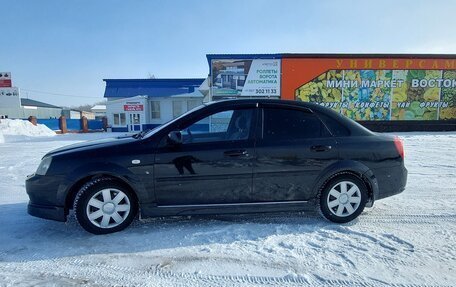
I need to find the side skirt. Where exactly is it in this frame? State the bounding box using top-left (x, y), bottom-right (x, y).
top-left (140, 200), bottom-right (314, 218)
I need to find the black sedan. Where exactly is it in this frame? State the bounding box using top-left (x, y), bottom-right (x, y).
top-left (26, 99), bottom-right (407, 234)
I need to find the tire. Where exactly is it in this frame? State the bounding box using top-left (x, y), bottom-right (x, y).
top-left (319, 174), bottom-right (368, 223)
top-left (74, 177), bottom-right (138, 234)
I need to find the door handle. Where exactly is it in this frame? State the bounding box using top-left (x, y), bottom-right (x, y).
top-left (224, 150), bottom-right (249, 157)
top-left (310, 145), bottom-right (332, 152)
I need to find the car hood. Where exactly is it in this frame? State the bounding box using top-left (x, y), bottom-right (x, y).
top-left (45, 136), bottom-right (138, 157)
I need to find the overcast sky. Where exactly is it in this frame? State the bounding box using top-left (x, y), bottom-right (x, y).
top-left (1, 0), bottom-right (456, 107)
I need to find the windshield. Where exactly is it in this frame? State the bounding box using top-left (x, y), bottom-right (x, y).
top-left (141, 103), bottom-right (208, 139)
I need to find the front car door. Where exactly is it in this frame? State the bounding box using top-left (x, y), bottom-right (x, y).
top-left (154, 103), bottom-right (257, 205)
top-left (249, 104), bottom-right (338, 202)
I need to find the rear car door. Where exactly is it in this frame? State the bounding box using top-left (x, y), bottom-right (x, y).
top-left (154, 104), bottom-right (257, 205)
top-left (248, 105), bottom-right (338, 202)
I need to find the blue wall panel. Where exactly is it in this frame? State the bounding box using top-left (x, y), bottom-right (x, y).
top-left (36, 119), bottom-right (60, 131)
top-left (112, 127), bottom-right (128, 132)
top-left (88, 120), bottom-right (104, 130)
top-left (66, 119), bottom-right (81, 131)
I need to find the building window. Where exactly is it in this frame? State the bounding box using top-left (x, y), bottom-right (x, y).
top-left (173, 100), bottom-right (184, 118)
top-left (113, 113), bottom-right (126, 125)
top-left (187, 99), bottom-right (202, 111)
top-left (150, 101), bottom-right (160, 119)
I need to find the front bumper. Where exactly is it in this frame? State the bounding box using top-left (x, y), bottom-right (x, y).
top-left (28, 202), bottom-right (66, 222)
top-left (26, 173), bottom-right (67, 222)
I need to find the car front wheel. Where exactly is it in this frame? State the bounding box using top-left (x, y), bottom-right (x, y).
top-left (319, 175), bottom-right (368, 223)
top-left (74, 178), bottom-right (138, 234)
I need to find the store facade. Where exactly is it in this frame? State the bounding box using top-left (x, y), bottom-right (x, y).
top-left (104, 78), bottom-right (205, 132)
top-left (206, 54), bottom-right (456, 131)
top-left (103, 54), bottom-right (456, 132)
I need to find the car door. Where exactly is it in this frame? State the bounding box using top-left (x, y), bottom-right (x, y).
top-left (248, 105), bottom-right (338, 203)
top-left (154, 104), bottom-right (257, 205)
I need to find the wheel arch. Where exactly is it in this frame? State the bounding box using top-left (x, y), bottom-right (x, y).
top-left (312, 160), bottom-right (378, 207)
top-left (64, 172), bottom-right (141, 216)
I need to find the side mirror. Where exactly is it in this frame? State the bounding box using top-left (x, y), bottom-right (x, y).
top-left (167, 131), bottom-right (182, 145)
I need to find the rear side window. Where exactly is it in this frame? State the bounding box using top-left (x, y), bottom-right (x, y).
top-left (262, 108), bottom-right (327, 141)
top-left (317, 113), bottom-right (350, 137)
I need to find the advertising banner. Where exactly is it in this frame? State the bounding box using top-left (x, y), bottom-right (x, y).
top-left (124, 104), bottom-right (144, 111)
top-left (0, 72), bottom-right (12, 88)
top-left (281, 58), bottom-right (456, 120)
top-left (211, 59), bottom-right (280, 97)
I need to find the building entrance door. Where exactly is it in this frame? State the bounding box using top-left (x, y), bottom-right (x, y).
top-left (128, 113), bottom-right (142, 132)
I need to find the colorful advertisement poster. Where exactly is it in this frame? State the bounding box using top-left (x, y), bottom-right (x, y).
top-left (211, 59), bottom-right (280, 97)
top-left (282, 58), bottom-right (456, 120)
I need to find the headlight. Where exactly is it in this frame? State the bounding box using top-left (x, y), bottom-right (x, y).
top-left (36, 157), bottom-right (52, 175)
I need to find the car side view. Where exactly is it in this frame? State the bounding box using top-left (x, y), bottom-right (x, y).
top-left (26, 99), bottom-right (407, 234)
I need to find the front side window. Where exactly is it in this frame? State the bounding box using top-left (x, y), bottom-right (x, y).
top-left (179, 108), bottom-right (254, 144)
top-left (262, 108), bottom-right (326, 142)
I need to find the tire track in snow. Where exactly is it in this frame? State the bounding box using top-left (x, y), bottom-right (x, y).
top-left (357, 213), bottom-right (456, 225)
top-left (2, 255), bottom-right (453, 287)
top-left (199, 212), bottom-right (456, 226)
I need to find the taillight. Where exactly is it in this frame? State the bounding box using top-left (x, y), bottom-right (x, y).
top-left (394, 136), bottom-right (404, 159)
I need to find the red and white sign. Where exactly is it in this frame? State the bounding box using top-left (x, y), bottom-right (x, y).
top-left (0, 72), bottom-right (12, 88)
top-left (124, 104), bottom-right (144, 111)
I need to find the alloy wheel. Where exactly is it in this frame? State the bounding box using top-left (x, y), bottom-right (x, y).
top-left (326, 181), bottom-right (362, 217)
top-left (86, 188), bottom-right (131, 228)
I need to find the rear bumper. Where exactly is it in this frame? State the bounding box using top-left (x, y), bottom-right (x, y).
top-left (374, 164), bottom-right (408, 200)
top-left (28, 202), bottom-right (66, 222)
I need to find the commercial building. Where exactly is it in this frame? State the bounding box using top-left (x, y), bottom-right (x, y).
top-left (20, 98), bottom-right (62, 119)
top-left (103, 54), bottom-right (456, 132)
top-left (0, 72), bottom-right (21, 118)
top-left (61, 109), bottom-right (82, 119)
top-left (0, 96), bottom-right (63, 119)
top-left (0, 72), bottom-right (64, 119)
top-left (104, 78), bottom-right (205, 132)
top-left (91, 105), bottom-right (106, 120)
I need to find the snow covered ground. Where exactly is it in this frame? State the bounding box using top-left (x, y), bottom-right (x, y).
top-left (0, 132), bottom-right (455, 286)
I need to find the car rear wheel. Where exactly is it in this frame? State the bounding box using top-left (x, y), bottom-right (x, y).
top-left (319, 175), bottom-right (367, 223)
top-left (74, 178), bottom-right (138, 234)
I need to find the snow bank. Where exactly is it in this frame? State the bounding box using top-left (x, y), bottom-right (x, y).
top-left (0, 119), bottom-right (56, 141)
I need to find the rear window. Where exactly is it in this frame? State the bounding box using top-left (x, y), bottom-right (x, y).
top-left (263, 108), bottom-right (328, 141)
